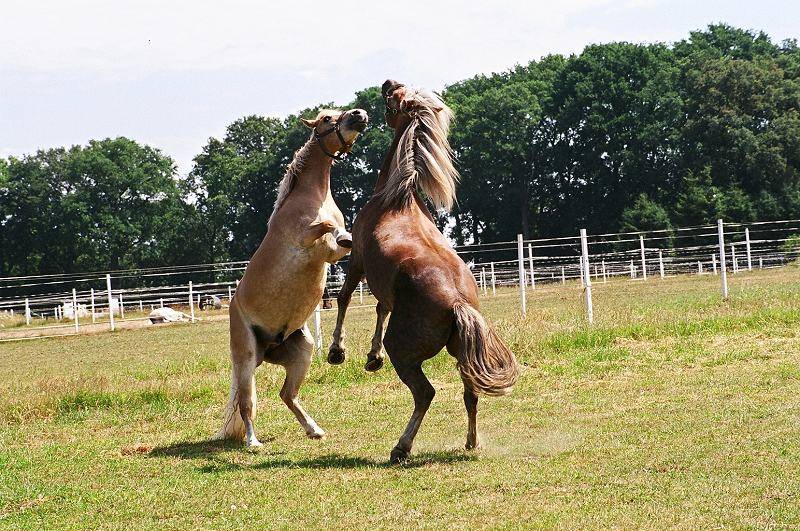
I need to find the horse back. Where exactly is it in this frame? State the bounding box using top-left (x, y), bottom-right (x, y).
top-left (357, 198), bottom-right (478, 311)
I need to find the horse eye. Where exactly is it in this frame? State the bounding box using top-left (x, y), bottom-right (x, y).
top-left (323, 116), bottom-right (331, 122)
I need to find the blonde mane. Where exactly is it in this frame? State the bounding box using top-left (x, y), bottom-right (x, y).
top-left (379, 90), bottom-right (459, 211)
top-left (267, 134), bottom-right (314, 228)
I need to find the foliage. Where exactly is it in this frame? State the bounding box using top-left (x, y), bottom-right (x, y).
top-left (0, 138), bottom-right (196, 277)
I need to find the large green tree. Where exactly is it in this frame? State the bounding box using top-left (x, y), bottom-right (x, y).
top-left (0, 138), bottom-right (194, 276)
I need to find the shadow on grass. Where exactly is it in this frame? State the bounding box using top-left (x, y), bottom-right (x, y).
top-left (148, 439), bottom-right (477, 471)
top-left (148, 437), bottom-right (275, 458)
top-left (252, 449), bottom-right (477, 470)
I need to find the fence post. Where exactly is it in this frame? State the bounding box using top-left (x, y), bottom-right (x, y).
top-left (712, 254), bottom-right (717, 275)
top-left (481, 268), bottom-right (487, 295)
top-left (228, 285), bottom-right (233, 302)
top-left (579, 257), bottom-right (585, 284)
top-left (697, 261), bottom-right (703, 275)
top-left (745, 228), bottom-right (752, 271)
top-left (119, 291), bottom-right (125, 319)
top-left (731, 244), bottom-right (738, 273)
top-left (188, 282), bottom-right (195, 322)
top-left (602, 260), bottom-right (607, 283)
top-left (72, 288), bottom-right (79, 333)
top-left (659, 249), bottom-right (665, 279)
top-left (490, 262), bottom-right (496, 295)
top-left (359, 281), bottom-right (364, 304)
top-left (160, 298), bottom-right (164, 308)
top-left (717, 219), bottom-right (729, 299)
top-left (527, 244), bottom-right (535, 289)
top-left (313, 303), bottom-right (322, 352)
top-left (561, 266), bottom-right (565, 285)
top-left (639, 235), bottom-right (647, 280)
top-left (139, 300), bottom-right (143, 312)
top-left (90, 288), bottom-right (96, 323)
top-left (630, 260), bottom-right (635, 279)
top-left (517, 234), bottom-right (526, 316)
top-left (580, 229), bottom-right (593, 324)
top-left (25, 298), bottom-right (31, 326)
top-left (106, 274), bottom-right (115, 331)
top-left (759, 256), bottom-right (763, 269)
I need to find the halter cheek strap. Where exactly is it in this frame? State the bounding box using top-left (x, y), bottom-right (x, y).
top-left (384, 82), bottom-right (406, 119)
top-left (314, 113), bottom-right (354, 160)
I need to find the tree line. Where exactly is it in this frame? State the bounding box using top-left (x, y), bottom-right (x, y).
top-left (2, 24), bottom-right (799, 277)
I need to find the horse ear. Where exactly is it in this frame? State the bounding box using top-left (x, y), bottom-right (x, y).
top-left (300, 117), bottom-right (317, 128)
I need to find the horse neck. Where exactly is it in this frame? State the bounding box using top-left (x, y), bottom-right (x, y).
top-left (294, 142), bottom-right (334, 201)
top-left (373, 121), bottom-right (435, 222)
top-left (373, 119), bottom-right (412, 194)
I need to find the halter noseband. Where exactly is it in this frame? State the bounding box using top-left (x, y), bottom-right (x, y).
top-left (383, 81), bottom-right (406, 119)
top-left (314, 113), bottom-right (353, 160)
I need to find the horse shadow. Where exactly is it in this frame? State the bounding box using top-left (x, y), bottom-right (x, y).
top-left (148, 439), bottom-right (477, 471)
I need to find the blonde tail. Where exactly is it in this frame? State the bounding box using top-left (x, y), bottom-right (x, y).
top-left (453, 303), bottom-right (519, 396)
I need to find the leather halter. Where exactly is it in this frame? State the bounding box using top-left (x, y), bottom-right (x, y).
top-left (314, 113), bottom-right (353, 160)
top-left (383, 81), bottom-right (405, 118)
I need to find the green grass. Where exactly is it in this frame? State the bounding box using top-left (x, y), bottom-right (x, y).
top-left (1, 267), bottom-right (799, 528)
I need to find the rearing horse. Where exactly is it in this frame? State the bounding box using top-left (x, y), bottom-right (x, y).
top-left (216, 107), bottom-right (368, 447)
top-left (328, 81), bottom-right (519, 463)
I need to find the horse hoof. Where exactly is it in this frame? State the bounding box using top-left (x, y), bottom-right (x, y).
top-left (327, 346), bottom-right (345, 365)
top-left (245, 438), bottom-right (263, 449)
top-left (465, 441), bottom-right (481, 451)
top-left (364, 355), bottom-right (384, 372)
top-left (335, 230), bottom-right (353, 249)
top-left (389, 447), bottom-right (409, 464)
top-left (307, 430), bottom-right (326, 440)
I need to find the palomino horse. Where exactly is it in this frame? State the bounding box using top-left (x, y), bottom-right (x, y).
top-left (215, 107), bottom-right (368, 446)
top-left (328, 81), bottom-right (519, 463)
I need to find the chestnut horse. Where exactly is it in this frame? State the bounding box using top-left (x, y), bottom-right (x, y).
top-left (215, 107), bottom-right (368, 447)
top-left (328, 81), bottom-right (519, 463)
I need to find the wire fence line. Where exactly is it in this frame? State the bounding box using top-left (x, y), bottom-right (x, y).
top-left (1, 218), bottom-right (798, 342)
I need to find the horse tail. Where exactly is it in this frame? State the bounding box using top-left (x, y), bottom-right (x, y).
top-left (212, 370), bottom-right (256, 441)
top-left (452, 302), bottom-right (519, 396)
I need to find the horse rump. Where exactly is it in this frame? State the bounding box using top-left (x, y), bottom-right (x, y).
top-left (451, 302), bottom-right (519, 396)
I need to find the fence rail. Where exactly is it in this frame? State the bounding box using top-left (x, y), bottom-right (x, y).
top-left (1, 218), bottom-right (798, 343)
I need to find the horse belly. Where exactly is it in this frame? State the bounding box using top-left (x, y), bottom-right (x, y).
top-left (239, 257), bottom-right (327, 335)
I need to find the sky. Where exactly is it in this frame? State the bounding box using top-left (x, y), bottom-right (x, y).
top-left (2, 0), bottom-right (799, 176)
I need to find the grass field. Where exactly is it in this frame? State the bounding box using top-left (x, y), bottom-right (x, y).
top-left (1, 267), bottom-right (799, 528)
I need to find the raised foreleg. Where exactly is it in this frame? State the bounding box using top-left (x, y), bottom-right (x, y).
top-left (364, 302), bottom-right (389, 372)
top-left (327, 263), bottom-right (364, 365)
top-left (301, 219), bottom-right (352, 250)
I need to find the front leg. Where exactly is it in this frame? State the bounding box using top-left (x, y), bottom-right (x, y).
top-left (301, 220), bottom-right (337, 247)
top-left (365, 302), bottom-right (389, 372)
top-left (327, 264), bottom-right (364, 365)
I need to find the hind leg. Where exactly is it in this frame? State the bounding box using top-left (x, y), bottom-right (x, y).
top-left (273, 326), bottom-right (326, 439)
top-left (464, 389), bottom-right (480, 450)
top-left (236, 352), bottom-right (261, 447)
top-left (389, 358), bottom-right (435, 463)
top-left (215, 302), bottom-right (261, 446)
top-left (383, 302), bottom-right (453, 463)
top-left (448, 332), bottom-right (481, 450)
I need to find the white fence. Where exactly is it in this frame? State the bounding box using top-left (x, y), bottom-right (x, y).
top-left (1, 218), bottom-right (797, 343)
